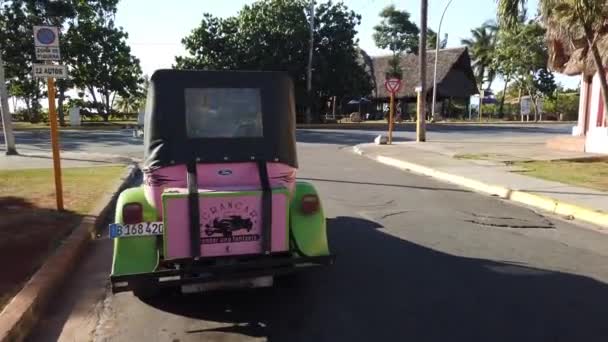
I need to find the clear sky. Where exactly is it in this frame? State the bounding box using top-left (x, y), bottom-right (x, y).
top-left (115, 0), bottom-right (580, 91)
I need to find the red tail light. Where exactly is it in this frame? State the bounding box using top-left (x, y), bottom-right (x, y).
top-left (122, 203), bottom-right (143, 224)
top-left (301, 194), bottom-right (320, 215)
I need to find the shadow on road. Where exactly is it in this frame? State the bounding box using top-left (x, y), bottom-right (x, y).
top-left (140, 216), bottom-right (608, 342)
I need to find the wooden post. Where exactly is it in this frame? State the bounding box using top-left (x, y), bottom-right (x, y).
top-left (388, 93), bottom-right (395, 144)
top-left (47, 77), bottom-right (64, 211)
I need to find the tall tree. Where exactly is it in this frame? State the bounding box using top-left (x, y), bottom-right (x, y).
top-left (498, 0), bottom-right (608, 125)
top-left (176, 0), bottom-right (371, 120)
top-left (0, 0), bottom-right (137, 123)
top-left (493, 20), bottom-right (556, 121)
top-left (461, 21), bottom-right (498, 91)
top-left (65, 1), bottom-right (143, 121)
top-left (0, 1), bottom-right (44, 122)
top-left (372, 5), bottom-right (419, 79)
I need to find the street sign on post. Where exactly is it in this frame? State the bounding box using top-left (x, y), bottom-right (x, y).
top-left (32, 64), bottom-right (67, 79)
top-left (384, 78), bottom-right (402, 145)
top-left (34, 26), bottom-right (61, 60)
top-left (34, 26), bottom-right (64, 211)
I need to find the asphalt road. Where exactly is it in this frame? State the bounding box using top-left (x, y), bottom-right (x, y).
top-left (27, 126), bottom-right (608, 342)
top-left (2, 123), bottom-right (573, 160)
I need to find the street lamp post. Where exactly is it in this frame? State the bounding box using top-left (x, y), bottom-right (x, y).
top-left (431, 0), bottom-right (454, 122)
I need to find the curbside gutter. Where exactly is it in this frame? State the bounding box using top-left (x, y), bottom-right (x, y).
top-left (353, 146), bottom-right (608, 231)
top-left (0, 164), bottom-right (140, 342)
top-left (296, 121), bottom-right (577, 130)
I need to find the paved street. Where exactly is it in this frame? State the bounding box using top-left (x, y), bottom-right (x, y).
top-left (27, 128), bottom-right (608, 342)
top-left (1, 123), bottom-right (573, 160)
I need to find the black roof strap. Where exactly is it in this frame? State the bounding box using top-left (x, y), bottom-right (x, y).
top-left (257, 161), bottom-right (272, 255)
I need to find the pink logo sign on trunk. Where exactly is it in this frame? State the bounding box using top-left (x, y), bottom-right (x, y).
top-left (384, 78), bottom-right (402, 95)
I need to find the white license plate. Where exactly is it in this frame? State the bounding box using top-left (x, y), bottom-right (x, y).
top-left (109, 222), bottom-right (164, 238)
top-left (181, 276), bottom-right (274, 294)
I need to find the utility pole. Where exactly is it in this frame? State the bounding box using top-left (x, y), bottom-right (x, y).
top-left (416, 0), bottom-right (428, 142)
top-left (305, 0), bottom-right (315, 124)
top-left (0, 46), bottom-right (18, 155)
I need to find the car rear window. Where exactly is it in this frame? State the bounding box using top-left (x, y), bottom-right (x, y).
top-left (185, 88), bottom-right (263, 138)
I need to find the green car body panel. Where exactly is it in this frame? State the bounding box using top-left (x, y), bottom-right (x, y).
top-left (111, 182), bottom-right (329, 276)
top-left (289, 182), bottom-right (330, 257)
top-left (111, 186), bottom-right (159, 276)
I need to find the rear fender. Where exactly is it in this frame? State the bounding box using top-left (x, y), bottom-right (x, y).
top-left (289, 181), bottom-right (330, 257)
top-left (112, 186), bottom-right (159, 276)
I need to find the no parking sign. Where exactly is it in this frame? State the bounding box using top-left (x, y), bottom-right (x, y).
top-left (33, 26), bottom-right (61, 60)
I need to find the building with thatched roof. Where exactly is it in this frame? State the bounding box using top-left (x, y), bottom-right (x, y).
top-left (363, 47), bottom-right (477, 119)
top-left (547, 29), bottom-right (608, 154)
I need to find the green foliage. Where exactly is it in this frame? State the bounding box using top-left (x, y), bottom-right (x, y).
top-left (175, 0), bottom-right (372, 118)
top-left (0, 0), bottom-right (141, 122)
top-left (493, 20), bottom-right (555, 119)
top-left (373, 5), bottom-right (420, 54)
top-left (461, 21), bottom-right (498, 90)
top-left (481, 103), bottom-right (497, 117)
top-left (65, 2), bottom-right (143, 120)
top-left (543, 92), bottom-right (579, 120)
top-left (498, 0), bottom-right (608, 123)
top-left (373, 5), bottom-right (419, 79)
top-left (427, 30), bottom-right (448, 49)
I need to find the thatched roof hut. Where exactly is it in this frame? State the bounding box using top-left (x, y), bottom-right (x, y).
top-left (366, 47), bottom-right (478, 101)
top-left (547, 22), bottom-right (608, 76)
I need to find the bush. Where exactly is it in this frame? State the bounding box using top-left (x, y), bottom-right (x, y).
top-left (543, 93), bottom-right (579, 121)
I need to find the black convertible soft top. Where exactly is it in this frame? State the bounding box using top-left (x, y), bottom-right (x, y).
top-left (143, 69), bottom-right (297, 169)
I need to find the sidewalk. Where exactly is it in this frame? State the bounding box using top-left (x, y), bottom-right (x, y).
top-left (0, 151), bottom-right (138, 170)
top-left (354, 140), bottom-right (608, 229)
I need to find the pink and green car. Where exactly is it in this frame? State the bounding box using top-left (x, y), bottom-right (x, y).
top-left (109, 70), bottom-right (333, 295)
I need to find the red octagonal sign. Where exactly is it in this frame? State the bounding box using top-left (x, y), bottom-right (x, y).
top-left (384, 78), bottom-right (402, 95)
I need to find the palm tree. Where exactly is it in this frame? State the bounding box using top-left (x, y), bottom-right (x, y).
top-left (461, 21), bottom-right (498, 91)
top-left (498, 0), bottom-right (608, 125)
top-left (114, 95), bottom-right (140, 115)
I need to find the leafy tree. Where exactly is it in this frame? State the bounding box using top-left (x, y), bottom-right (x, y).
top-left (175, 0), bottom-right (371, 120)
top-left (65, 2), bottom-right (142, 121)
top-left (461, 21), bottom-right (498, 91)
top-left (498, 0), bottom-right (608, 125)
top-left (492, 20), bottom-right (555, 121)
top-left (0, 0), bottom-right (138, 123)
top-left (372, 5), bottom-right (419, 78)
top-left (0, 1), bottom-right (45, 122)
top-left (427, 29), bottom-right (448, 49)
top-left (114, 74), bottom-right (149, 114)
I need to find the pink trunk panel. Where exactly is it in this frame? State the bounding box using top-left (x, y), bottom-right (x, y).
top-left (163, 189), bottom-right (288, 259)
top-left (144, 162), bottom-right (296, 215)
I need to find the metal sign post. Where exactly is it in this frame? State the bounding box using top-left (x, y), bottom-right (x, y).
top-left (384, 78), bottom-right (402, 145)
top-left (34, 26), bottom-right (65, 211)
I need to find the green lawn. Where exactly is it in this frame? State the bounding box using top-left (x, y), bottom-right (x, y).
top-left (0, 165), bottom-right (126, 214)
top-left (454, 153), bottom-right (512, 161)
top-left (0, 165), bottom-right (126, 310)
top-left (514, 159), bottom-right (608, 192)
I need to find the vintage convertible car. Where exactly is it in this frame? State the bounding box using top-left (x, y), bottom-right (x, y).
top-left (109, 69), bottom-right (333, 296)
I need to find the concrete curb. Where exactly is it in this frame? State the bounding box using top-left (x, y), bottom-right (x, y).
top-left (297, 121), bottom-right (577, 130)
top-left (0, 164), bottom-right (140, 342)
top-left (353, 146), bottom-right (608, 231)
